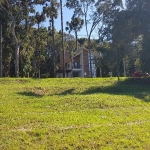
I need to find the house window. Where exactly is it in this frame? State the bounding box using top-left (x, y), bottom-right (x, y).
top-left (74, 62), bottom-right (78, 68)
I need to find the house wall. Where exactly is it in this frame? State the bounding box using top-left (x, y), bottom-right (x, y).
top-left (80, 50), bottom-right (84, 77)
top-left (83, 50), bottom-right (89, 77)
top-left (60, 48), bottom-right (96, 78)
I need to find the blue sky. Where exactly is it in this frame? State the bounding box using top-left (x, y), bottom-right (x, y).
top-left (36, 0), bottom-right (125, 39)
top-left (35, 1), bottom-right (98, 39)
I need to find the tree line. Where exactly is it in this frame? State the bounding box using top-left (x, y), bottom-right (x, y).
top-left (0, 0), bottom-right (150, 78)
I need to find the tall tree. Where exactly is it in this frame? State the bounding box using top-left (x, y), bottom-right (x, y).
top-left (66, 0), bottom-right (95, 37)
top-left (0, 0), bottom-right (33, 77)
top-left (66, 16), bottom-right (84, 51)
top-left (34, 11), bottom-right (46, 78)
top-left (43, 0), bottom-right (59, 77)
top-left (0, 4), bottom-right (14, 77)
top-left (66, 0), bottom-right (96, 77)
top-left (0, 21), bottom-right (2, 77)
top-left (66, 0), bottom-right (123, 77)
top-left (60, 0), bottom-right (65, 77)
top-left (96, 0), bottom-right (124, 80)
top-left (125, 0), bottom-right (150, 73)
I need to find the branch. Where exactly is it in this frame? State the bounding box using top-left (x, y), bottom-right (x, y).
top-left (0, 2), bottom-right (11, 16)
top-left (88, 17), bottom-right (102, 40)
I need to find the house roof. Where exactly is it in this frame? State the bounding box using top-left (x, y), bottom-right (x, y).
top-left (64, 47), bottom-right (100, 64)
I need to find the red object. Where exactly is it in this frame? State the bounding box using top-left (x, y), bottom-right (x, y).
top-left (132, 71), bottom-right (150, 77)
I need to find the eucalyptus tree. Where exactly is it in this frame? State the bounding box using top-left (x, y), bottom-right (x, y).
top-left (111, 10), bottom-right (133, 79)
top-left (0, 5), bottom-right (14, 76)
top-left (0, 0), bottom-right (35, 77)
top-left (125, 0), bottom-right (150, 73)
top-left (66, 0), bottom-right (95, 38)
top-left (85, 0), bottom-right (123, 77)
top-left (0, 19), bottom-right (2, 77)
top-left (110, 0), bottom-right (150, 76)
top-left (66, 0), bottom-right (123, 77)
top-left (66, 0), bottom-right (96, 77)
top-left (95, 0), bottom-right (125, 80)
top-left (20, 28), bottom-right (35, 77)
top-left (125, 0), bottom-right (150, 38)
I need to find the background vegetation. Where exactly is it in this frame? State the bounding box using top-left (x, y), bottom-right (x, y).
top-left (0, 0), bottom-right (150, 77)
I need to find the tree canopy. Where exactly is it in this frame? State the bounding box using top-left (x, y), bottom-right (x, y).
top-left (0, 0), bottom-right (150, 77)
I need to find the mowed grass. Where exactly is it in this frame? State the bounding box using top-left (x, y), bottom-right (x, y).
top-left (0, 77), bottom-right (150, 150)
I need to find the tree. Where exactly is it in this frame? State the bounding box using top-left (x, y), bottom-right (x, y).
top-left (34, 12), bottom-right (46, 78)
top-left (0, 0), bottom-right (32, 77)
top-left (125, 0), bottom-right (150, 73)
top-left (141, 34), bottom-right (150, 72)
top-left (66, 0), bottom-right (99, 77)
top-left (94, 0), bottom-right (128, 80)
top-left (0, 0), bottom-right (30, 77)
top-left (66, 0), bottom-right (95, 37)
top-left (60, 0), bottom-right (65, 77)
top-left (66, 16), bottom-right (84, 51)
top-left (0, 4), bottom-right (14, 77)
top-left (43, 0), bottom-right (59, 77)
top-left (66, 0), bottom-right (123, 77)
top-left (0, 21), bottom-right (2, 77)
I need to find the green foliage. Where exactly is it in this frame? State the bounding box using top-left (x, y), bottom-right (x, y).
top-left (66, 16), bottom-right (84, 50)
top-left (140, 34), bottom-right (150, 72)
top-left (66, 16), bottom-right (84, 35)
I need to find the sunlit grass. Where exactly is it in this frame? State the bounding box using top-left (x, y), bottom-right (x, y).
top-left (0, 77), bottom-right (150, 149)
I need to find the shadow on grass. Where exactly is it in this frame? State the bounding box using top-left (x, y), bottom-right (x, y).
top-left (52, 88), bottom-right (75, 96)
top-left (56, 78), bottom-right (150, 102)
top-left (81, 78), bottom-right (150, 102)
top-left (60, 88), bottom-right (75, 95)
top-left (18, 92), bottom-right (43, 98)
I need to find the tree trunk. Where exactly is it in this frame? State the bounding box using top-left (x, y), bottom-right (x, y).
top-left (116, 49), bottom-right (120, 82)
top-left (60, 0), bottom-right (65, 78)
top-left (37, 23), bottom-right (41, 78)
top-left (51, 15), bottom-right (56, 77)
top-left (15, 43), bottom-right (20, 77)
top-left (1, 1), bottom-right (29, 77)
top-left (38, 50), bottom-right (41, 78)
top-left (75, 31), bottom-right (78, 51)
top-left (84, 4), bottom-right (88, 38)
top-left (100, 66), bottom-right (102, 77)
top-left (0, 23), bottom-right (2, 77)
top-left (88, 37), bottom-right (92, 78)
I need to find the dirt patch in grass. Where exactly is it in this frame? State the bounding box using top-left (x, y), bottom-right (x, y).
top-left (18, 87), bottom-right (49, 97)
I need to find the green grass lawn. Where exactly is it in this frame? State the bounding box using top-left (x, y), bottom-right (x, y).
top-left (0, 77), bottom-right (150, 150)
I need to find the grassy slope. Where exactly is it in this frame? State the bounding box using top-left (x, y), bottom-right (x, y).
top-left (0, 78), bottom-right (150, 150)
